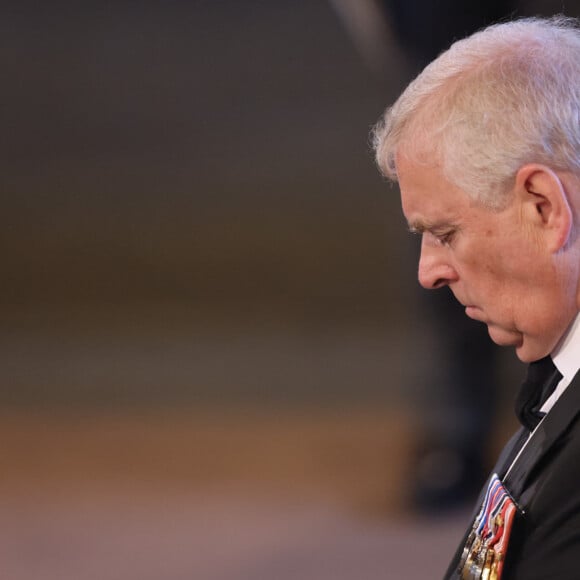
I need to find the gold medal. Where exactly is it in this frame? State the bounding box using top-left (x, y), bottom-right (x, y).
top-left (481, 548), bottom-right (495, 580)
top-left (458, 474), bottom-right (519, 580)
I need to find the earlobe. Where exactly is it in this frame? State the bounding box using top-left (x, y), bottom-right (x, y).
top-left (515, 164), bottom-right (573, 253)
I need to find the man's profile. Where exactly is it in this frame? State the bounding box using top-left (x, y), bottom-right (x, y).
top-left (373, 16), bottom-right (580, 579)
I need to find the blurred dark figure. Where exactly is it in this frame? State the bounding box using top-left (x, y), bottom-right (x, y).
top-left (383, 0), bottom-right (517, 67)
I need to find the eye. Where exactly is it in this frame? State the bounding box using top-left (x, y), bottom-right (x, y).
top-left (436, 230), bottom-right (456, 246)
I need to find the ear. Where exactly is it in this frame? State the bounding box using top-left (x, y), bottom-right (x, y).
top-left (514, 164), bottom-right (573, 253)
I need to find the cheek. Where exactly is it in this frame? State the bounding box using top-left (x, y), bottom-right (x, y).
top-left (455, 220), bottom-right (537, 288)
top-left (459, 244), bottom-right (528, 313)
top-left (459, 244), bottom-right (504, 286)
top-left (483, 239), bottom-right (537, 289)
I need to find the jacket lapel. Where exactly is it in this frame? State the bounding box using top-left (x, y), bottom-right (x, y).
top-left (443, 371), bottom-right (580, 579)
top-left (504, 371), bottom-right (580, 498)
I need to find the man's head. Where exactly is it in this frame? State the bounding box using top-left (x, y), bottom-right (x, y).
top-left (373, 17), bottom-right (580, 362)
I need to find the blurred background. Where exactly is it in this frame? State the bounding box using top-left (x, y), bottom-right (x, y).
top-left (1, 1), bottom-right (575, 578)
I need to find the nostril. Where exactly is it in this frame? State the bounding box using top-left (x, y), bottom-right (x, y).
top-left (432, 278), bottom-right (448, 289)
top-left (418, 262), bottom-right (457, 290)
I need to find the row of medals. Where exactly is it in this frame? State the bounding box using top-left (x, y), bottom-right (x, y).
top-left (459, 474), bottom-right (517, 580)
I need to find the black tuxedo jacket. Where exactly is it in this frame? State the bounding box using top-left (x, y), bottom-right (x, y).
top-left (444, 370), bottom-right (580, 579)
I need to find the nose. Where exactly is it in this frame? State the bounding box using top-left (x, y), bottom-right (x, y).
top-left (417, 235), bottom-right (459, 289)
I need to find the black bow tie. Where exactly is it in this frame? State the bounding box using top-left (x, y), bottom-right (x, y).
top-left (515, 356), bottom-right (563, 431)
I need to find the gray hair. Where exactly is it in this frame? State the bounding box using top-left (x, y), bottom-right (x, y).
top-left (373, 16), bottom-right (580, 208)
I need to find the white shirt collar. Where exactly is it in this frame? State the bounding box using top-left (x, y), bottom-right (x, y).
top-left (540, 312), bottom-right (580, 414)
top-left (552, 313), bottom-right (580, 382)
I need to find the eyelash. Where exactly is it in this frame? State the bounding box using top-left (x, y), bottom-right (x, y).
top-left (410, 229), bottom-right (456, 246)
top-left (436, 231), bottom-right (455, 246)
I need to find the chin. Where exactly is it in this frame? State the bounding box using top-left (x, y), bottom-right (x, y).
top-left (515, 339), bottom-right (555, 363)
top-left (515, 345), bottom-right (551, 363)
top-left (487, 326), bottom-right (523, 349)
top-left (487, 324), bottom-right (555, 363)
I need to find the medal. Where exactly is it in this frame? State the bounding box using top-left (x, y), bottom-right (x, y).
top-left (459, 474), bottom-right (519, 580)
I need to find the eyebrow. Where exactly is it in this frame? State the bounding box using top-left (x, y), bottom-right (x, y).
top-left (407, 219), bottom-right (455, 235)
top-left (407, 221), bottom-right (427, 234)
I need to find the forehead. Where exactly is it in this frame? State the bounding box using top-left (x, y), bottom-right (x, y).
top-left (395, 153), bottom-right (472, 227)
